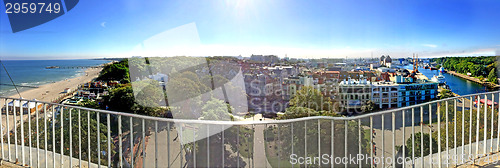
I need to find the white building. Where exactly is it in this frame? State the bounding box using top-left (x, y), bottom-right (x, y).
top-left (339, 78), bottom-right (372, 113)
top-left (371, 82), bottom-right (399, 109)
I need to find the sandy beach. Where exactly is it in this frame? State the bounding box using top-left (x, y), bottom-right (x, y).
top-left (5, 67), bottom-right (102, 102)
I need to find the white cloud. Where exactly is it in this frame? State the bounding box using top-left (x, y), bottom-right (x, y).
top-left (422, 44), bottom-right (437, 48)
top-left (100, 22), bottom-right (106, 28)
top-left (422, 48), bottom-right (497, 58)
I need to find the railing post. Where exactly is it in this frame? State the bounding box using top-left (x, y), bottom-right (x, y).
top-left (438, 103), bottom-right (441, 168)
top-left (445, 101), bottom-right (449, 167)
top-left (129, 117), bottom-right (133, 168)
top-left (319, 120), bottom-right (322, 167)
top-left (155, 120), bottom-right (158, 167)
top-left (167, 121), bottom-right (170, 168)
top-left (382, 114), bottom-right (385, 168)
top-left (193, 125), bottom-right (196, 168)
top-left (305, 121), bottom-right (307, 168)
top-left (429, 104), bottom-right (433, 168)
top-left (369, 117), bottom-right (372, 168)
top-left (69, 108), bottom-right (72, 168)
top-left (454, 99), bottom-right (457, 164)
top-left (207, 124), bottom-right (210, 167)
top-left (402, 109), bottom-right (406, 168)
top-left (154, 120), bottom-right (158, 168)
top-left (142, 119), bottom-right (146, 168)
top-left (6, 100), bottom-right (10, 162)
top-left (237, 125), bottom-right (240, 168)
top-left (462, 98), bottom-right (465, 165)
top-left (28, 101), bottom-right (32, 167)
top-left (491, 94), bottom-right (495, 153)
top-left (119, 115), bottom-right (122, 168)
top-left (107, 114), bottom-right (111, 168)
top-left (421, 105), bottom-right (424, 167)
top-left (36, 103), bottom-right (40, 167)
top-left (60, 106), bottom-right (64, 168)
top-left (358, 119), bottom-right (361, 168)
top-left (46, 104), bottom-right (49, 168)
top-left (179, 123), bottom-right (183, 168)
top-left (292, 122), bottom-right (295, 168)
top-left (392, 112), bottom-right (395, 168)
top-left (87, 110), bottom-right (91, 168)
top-left (13, 99), bottom-right (17, 162)
top-left (97, 112), bottom-right (100, 167)
top-left (52, 106), bottom-right (56, 168)
top-left (344, 120), bottom-right (348, 168)
top-left (330, 120), bottom-right (334, 168)
top-left (484, 94), bottom-right (488, 155)
top-left (0, 99), bottom-right (4, 161)
top-left (248, 124), bottom-right (255, 167)
top-left (20, 99), bottom-right (24, 166)
top-left (497, 93), bottom-right (500, 153)
top-left (412, 107), bottom-right (415, 167)
top-left (476, 96), bottom-right (480, 164)
top-left (470, 96), bottom-right (473, 162)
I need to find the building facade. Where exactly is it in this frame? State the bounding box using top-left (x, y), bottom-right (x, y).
top-left (371, 82), bottom-right (399, 109)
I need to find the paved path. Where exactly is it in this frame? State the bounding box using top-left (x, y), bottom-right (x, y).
top-left (252, 124), bottom-right (272, 168)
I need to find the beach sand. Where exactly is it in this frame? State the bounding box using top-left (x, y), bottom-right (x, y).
top-left (6, 67), bottom-right (102, 102)
top-left (0, 67), bottom-right (103, 144)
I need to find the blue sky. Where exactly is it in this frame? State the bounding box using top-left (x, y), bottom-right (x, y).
top-left (1, 0), bottom-right (500, 59)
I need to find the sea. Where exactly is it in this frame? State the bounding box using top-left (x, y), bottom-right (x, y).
top-left (0, 59), bottom-right (111, 97)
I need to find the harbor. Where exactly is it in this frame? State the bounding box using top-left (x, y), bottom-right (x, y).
top-left (404, 65), bottom-right (493, 96)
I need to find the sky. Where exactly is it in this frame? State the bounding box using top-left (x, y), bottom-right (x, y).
top-left (1, 0), bottom-right (500, 59)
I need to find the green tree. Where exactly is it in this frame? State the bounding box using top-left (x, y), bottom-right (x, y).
top-left (438, 89), bottom-right (454, 99)
top-left (360, 100), bottom-right (376, 113)
top-left (97, 60), bottom-right (130, 83)
top-left (404, 132), bottom-right (438, 157)
top-left (105, 85), bottom-right (135, 112)
top-left (289, 86), bottom-right (333, 112)
top-left (488, 68), bottom-right (497, 84)
top-left (79, 99), bottom-right (100, 109)
top-left (279, 106), bottom-right (320, 119)
top-left (200, 98), bottom-right (234, 121)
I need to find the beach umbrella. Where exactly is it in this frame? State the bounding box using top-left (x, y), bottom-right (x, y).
top-left (8, 98), bottom-right (26, 107)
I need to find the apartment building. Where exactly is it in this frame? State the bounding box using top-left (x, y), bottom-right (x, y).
top-left (371, 82), bottom-right (399, 109)
top-left (338, 78), bottom-right (372, 113)
top-left (394, 76), bottom-right (438, 107)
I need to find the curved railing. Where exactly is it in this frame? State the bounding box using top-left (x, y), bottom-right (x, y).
top-left (1, 91), bottom-right (500, 167)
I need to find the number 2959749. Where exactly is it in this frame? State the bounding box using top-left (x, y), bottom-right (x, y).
top-left (5, 3), bottom-right (61, 14)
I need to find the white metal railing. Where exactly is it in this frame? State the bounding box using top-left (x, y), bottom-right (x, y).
top-left (1, 91), bottom-right (500, 167)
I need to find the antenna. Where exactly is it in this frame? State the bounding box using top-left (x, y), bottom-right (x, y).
top-left (0, 60), bottom-right (22, 98)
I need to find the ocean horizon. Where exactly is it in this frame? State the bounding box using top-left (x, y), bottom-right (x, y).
top-left (0, 59), bottom-right (110, 97)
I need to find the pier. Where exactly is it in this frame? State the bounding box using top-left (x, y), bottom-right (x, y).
top-left (45, 65), bottom-right (103, 69)
top-left (0, 83), bottom-right (39, 88)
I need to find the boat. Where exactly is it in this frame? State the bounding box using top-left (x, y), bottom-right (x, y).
top-left (431, 72), bottom-right (446, 85)
top-left (439, 67), bottom-right (445, 73)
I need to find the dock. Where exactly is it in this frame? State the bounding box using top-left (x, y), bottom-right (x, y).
top-left (0, 83), bottom-right (39, 88)
top-left (45, 65), bottom-right (103, 69)
top-left (448, 70), bottom-right (500, 88)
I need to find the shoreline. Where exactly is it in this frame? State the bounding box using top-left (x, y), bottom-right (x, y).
top-left (4, 66), bottom-right (103, 103)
